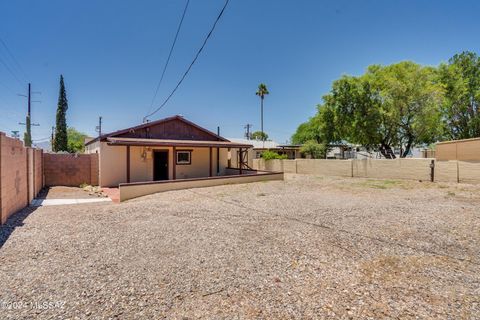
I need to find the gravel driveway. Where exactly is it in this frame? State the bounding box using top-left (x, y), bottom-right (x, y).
top-left (0, 175), bottom-right (479, 319)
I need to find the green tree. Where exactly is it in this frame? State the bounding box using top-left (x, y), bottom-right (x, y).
top-left (439, 51), bottom-right (480, 139)
top-left (67, 128), bottom-right (88, 153)
top-left (251, 130), bottom-right (269, 141)
top-left (295, 61), bottom-right (443, 158)
top-left (53, 75), bottom-right (69, 152)
top-left (255, 83), bottom-right (269, 141)
top-left (300, 140), bottom-right (328, 159)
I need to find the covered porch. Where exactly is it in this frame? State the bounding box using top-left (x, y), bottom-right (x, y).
top-left (106, 137), bottom-right (254, 184)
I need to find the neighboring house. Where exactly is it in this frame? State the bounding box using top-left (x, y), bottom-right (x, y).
top-left (228, 138), bottom-right (302, 168)
top-left (85, 115), bottom-right (252, 187)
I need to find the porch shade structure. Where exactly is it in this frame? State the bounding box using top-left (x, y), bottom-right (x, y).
top-left (106, 137), bottom-right (253, 182)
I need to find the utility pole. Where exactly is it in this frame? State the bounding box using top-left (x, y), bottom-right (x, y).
top-left (51, 126), bottom-right (55, 147)
top-left (95, 116), bottom-right (102, 137)
top-left (18, 83), bottom-right (40, 147)
top-left (244, 124), bottom-right (252, 140)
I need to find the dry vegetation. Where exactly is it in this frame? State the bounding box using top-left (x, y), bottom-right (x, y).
top-left (0, 174), bottom-right (479, 319)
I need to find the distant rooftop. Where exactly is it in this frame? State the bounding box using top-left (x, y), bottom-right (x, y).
top-left (227, 138), bottom-right (279, 149)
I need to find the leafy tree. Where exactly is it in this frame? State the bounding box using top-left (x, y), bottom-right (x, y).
top-left (53, 75), bottom-right (68, 152)
top-left (261, 150), bottom-right (287, 160)
top-left (439, 51), bottom-right (480, 139)
top-left (256, 83), bottom-right (269, 141)
top-left (251, 131), bottom-right (269, 141)
top-left (67, 128), bottom-right (88, 153)
top-left (294, 61), bottom-right (443, 158)
top-left (300, 140), bottom-right (327, 159)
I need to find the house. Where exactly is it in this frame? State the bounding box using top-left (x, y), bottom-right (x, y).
top-left (227, 139), bottom-right (302, 168)
top-left (85, 115), bottom-right (254, 187)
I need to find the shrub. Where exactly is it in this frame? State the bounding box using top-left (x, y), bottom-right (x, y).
top-left (300, 140), bottom-right (328, 159)
top-left (261, 150), bottom-right (288, 160)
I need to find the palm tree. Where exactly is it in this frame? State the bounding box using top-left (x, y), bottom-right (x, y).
top-left (255, 83), bottom-right (269, 143)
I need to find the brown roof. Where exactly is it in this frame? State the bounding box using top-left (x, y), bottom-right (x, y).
top-left (106, 137), bottom-right (253, 148)
top-left (85, 115), bottom-right (228, 146)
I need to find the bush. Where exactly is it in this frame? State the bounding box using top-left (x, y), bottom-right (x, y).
top-left (261, 150), bottom-right (288, 160)
top-left (300, 140), bottom-right (328, 159)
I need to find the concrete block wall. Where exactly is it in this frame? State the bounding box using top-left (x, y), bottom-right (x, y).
top-left (43, 153), bottom-right (99, 187)
top-left (253, 158), bottom-right (480, 184)
top-left (0, 133), bottom-right (44, 224)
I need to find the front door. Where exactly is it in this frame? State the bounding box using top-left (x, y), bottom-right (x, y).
top-left (153, 151), bottom-right (169, 180)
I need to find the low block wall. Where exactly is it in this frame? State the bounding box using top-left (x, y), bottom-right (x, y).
top-left (43, 153), bottom-right (99, 187)
top-left (253, 158), bottom-right (480, 184)
top-left (119, 172), bottom-right (284, 201)
top-left (297, 159), bottom-right (353, 177)
top-left (0, 133), bottom-right (44, 224)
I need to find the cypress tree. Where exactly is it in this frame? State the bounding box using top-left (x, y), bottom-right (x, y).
top-left (53, 75), bottom-right (68, 152)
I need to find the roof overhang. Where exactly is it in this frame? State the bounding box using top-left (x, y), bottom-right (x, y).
top-left (106, 137), bottom-right (253, 148)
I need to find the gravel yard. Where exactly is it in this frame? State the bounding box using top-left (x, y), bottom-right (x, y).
top-left (0, 174), bottom-right (479, 319)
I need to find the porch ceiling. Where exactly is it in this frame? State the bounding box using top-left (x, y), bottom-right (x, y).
top-left (106, 137), bottom-right (253, 148)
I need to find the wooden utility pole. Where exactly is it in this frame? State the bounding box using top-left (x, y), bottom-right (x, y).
top-left (18, 83), bottom-right (39, 147)
top-left (96, 116), bottom-right (103, 137)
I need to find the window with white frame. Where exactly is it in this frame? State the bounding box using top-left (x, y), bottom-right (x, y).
top-left (176, 150), bottom-right (191, 165)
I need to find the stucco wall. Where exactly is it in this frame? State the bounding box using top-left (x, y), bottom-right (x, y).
top-left (119, 172), bottom-right (284, 201)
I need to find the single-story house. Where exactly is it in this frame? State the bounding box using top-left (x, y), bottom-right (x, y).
top-left (85, 115), bottom-right (254, 187)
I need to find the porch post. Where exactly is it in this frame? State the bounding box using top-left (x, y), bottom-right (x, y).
top-left (216, 147), bottom-right (220, 174)
top-left (173, 146), bottom-right (176, 180)
top-left (239, 148), bottom-right (243, 175)
top-left (126, 145), bottom-right (130, 183)
top-left (209, 147), bottom-right (213, 177)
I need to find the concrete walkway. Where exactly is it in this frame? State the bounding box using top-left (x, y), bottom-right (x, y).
top-left (31, 198), bottom-right (111, 207)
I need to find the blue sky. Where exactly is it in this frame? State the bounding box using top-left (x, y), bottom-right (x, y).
top-left (1, 0), bottom-right (479, 144)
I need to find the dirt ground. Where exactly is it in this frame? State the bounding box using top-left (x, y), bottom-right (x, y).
top-left (0, 174), bottom-right (479, 319)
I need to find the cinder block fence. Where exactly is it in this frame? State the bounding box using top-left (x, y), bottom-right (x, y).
top-left (253, 158), bottom-right (480, 184)
top-left (0, 133), bottom-right (44, 224)
top-left (0, 132), bottom-right (100, 224)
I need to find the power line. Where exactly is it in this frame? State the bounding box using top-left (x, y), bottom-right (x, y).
top-left (146, 0), bottom-right (190, 119)
top-left (0, 55), bottom-right (25, 88)
top-left (144, 0), bottom-right (230, 121)
top-left (0, 37), bottom-right (28, 82)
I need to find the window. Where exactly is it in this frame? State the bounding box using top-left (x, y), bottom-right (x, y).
top-left (176, 151), bottom-right (191, 165)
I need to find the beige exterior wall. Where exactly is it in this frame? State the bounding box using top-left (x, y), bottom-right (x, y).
top-left (86, 142), bottom-right (230, 187)
top-left (119, 172), bottom-right (284, 201)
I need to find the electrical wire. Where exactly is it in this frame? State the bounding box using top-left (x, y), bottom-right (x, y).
top-left (146, 0), bottom-right (190, 118)
top-left (0, 55), bottom-right (25, 88)
top-left (0, 37), bottom-right (29, 82)
top-left (144, 0), bottom-right (230, 121)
